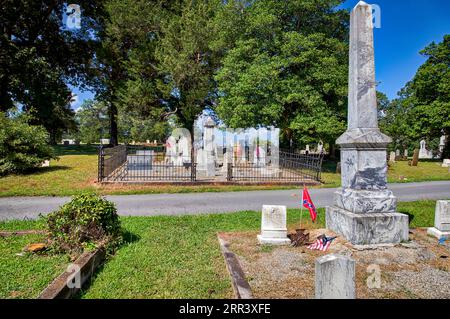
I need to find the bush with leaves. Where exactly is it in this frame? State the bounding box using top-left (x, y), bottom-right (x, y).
top-left (0, 112), bottom-right (56, 175)
top-left (46, 193), bottom-right (122, 255)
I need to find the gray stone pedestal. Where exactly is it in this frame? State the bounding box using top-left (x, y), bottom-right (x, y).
top-left (325, 1), bottom-right (409, 245)
top-left (326, 207), bottom-right (408, 245)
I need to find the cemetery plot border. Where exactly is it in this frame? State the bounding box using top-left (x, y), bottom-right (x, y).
top-left (98, 145), bottom-right (324, 184)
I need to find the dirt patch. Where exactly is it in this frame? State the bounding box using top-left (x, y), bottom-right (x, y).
top-left (224, 228), bottom-right (450, 299)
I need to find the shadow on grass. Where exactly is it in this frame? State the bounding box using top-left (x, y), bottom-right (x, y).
top-left (73, 229), bottom-right (141, 299)
top-left (12, 165), bottom-right (71, 176)
top-left (53, 144), bottom-right (100, 156)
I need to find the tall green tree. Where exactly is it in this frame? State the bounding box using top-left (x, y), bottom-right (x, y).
top-left (381, 35), bottom-right (450, 158)
top-left (213, 0), bottom-right (349, 150)
top-left (0, 1), bottom-right (106, 143)
top-left (99, 0), bottom-right (221, 145)
top-left (74, 99), bottom-right (109, 144)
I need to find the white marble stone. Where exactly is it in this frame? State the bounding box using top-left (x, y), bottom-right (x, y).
top-left (326, 1), bottom-right (408, 245)
top-left (428, 201), bottom-right (450, 235)
top-left (41, 160), bottom-right (50, 167)
top-left (326, 206), bottom-right (409, 245)
top-left (442, 159), bottom-right (450, 168)
top-left (389, 151), bottom-right (396, 163)
top-left (419, 140), bottom-right (433, 159)
top-left (257, 205), bottom-right (290, 245)
top-left (315, 254), bottom-right (355, 299)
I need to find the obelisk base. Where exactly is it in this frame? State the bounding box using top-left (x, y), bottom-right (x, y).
top-left (326, 206), bottom-right (409, 245)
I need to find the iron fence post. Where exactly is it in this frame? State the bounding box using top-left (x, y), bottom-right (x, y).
top-left (98, 145), bottom-right (104, 182)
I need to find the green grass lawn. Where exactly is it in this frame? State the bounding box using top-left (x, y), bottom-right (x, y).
top-left (0, 219), bottom-right (68, 299)
top-left (0, 144), bottom-right (449, 196)
top-left (0, 200), bottom-right (441, 299)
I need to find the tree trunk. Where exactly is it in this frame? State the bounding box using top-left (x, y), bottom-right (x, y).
top-left (109, 102), bottom-right (118, 146)
top-left (329, 143), bottom-right (336, 159)
top-left (442, 130), bottom-right (450, 160)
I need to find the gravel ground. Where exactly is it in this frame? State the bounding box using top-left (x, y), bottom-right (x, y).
top-left (386, 266), bottom-right (450, 298)
top-left (226, 228), bottom-right (450, 299)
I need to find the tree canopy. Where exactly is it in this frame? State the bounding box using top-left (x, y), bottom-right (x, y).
top-left (380, 35), bottom-right (450, 157)
top-left (213, 0), bottom-right (349, 149)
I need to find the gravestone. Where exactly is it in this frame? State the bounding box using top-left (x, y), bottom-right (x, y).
top-left (129, 150), bottom-right (153, 169)
top-left (325, 1), bottom-right (409, 245)
top-left (411, 149), bottom-right (419, 166)
top-left (442, 159), bottom-right (450, 168)
top-left (317, 141), bottom-right (324, 153)
top-left (404, 149), bottom-right (408, 158)
top-left (395, 149), bottom-right (400, 157)
top-left (253, 146), bottom-right (266, 167)
top-left (439, 135), bottom-right (446, 154)
top-left (315, 254), bottom-right (355, 299)
top-left (427, 200), bottom-right (450, 239)
top-left (41, 160), bottom-right (50, 167)
top-left (419, 140), bottom-right (433, 159)
top-left (389, 151), bottom-right (396, 163)
top-left (165, 136), bottom-right (177, 164)
top-left (257, 205), bottom-right (290, 245)
top-left (196, 117), bottom-right (216, 177)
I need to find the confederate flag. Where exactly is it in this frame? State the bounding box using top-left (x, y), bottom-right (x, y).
top-left (302, 187), bottom-right (317, 222)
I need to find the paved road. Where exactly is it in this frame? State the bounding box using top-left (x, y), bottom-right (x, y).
top-left (0, 181), bottom-right (449, 221)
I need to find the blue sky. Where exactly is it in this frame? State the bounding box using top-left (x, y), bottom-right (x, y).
top-left (70, 0), bottom-right (450, 109)
top-left (340, 0), bottom-right (450, 99)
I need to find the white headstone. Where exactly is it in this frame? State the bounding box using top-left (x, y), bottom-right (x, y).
top-left (427, 200), bottom-right (450, 239)
top-left (439, 135), bottom-right (446, 153)
top-left (41, 160), bottom-right (50, 167)
top-left (257, 205), bottom-right (290, 245)
top-left (419, 140), bottom-right (433, 159)
top-left (315, 254), bottom-right (356, 299)
top-left (442, 159), bottom-right (450, 168)
top-left (395, 149), bottom-right (400, 157)
top-left (317, 141), bottom-right (324, 153)
top-left (389, 151), bottom-right (396, 163)
top-left (404, 149), bottom-right (408, 157)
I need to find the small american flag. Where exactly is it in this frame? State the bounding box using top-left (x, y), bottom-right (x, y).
top-left (307, 235), bottom-right (337, 251)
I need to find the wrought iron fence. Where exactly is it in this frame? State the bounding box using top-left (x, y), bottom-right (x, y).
top-left (99, 145), bottom-right (323, 183)
top-left (98, 145), bottom-right (195, 182)
top-left (226, 150), bottom-right (324, 182)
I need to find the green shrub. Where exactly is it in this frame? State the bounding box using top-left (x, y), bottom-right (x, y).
top-left (46, 193), bottom-right (122, 255)
top-left (0, 112), bottom-right (56, 175)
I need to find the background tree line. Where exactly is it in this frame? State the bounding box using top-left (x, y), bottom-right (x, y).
top-left (1, 0), bottom-right (449, 170)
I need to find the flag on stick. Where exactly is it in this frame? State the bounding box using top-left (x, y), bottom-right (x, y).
top-left (307, 235), bottom-right (337, 251)
top-left (302, 187), bottom-right (317, 222)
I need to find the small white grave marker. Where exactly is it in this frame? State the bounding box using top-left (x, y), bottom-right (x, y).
top-left (257, 205), bottom-right (290, 245)
top-left (315, 254), bottom-right (355, 299)
top-left (428, 200), bottom-right (450, 239)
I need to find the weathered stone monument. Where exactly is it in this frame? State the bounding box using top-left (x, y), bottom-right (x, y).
top-left (427, 200), bottom-right (450, 239)
top-left (419, 139), bottom-right (433, 159)
top-left (315, 254), bottom-right (355, 299)
top-left (257, 205), bottom-right (290, 245)
top-left (325, 1), bottom-right (409, 245)
top-left (411, 149), bottom-right (419, 166)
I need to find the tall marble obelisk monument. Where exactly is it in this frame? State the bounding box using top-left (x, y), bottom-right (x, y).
top-left (326, 1), bottom-right (409, 245)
